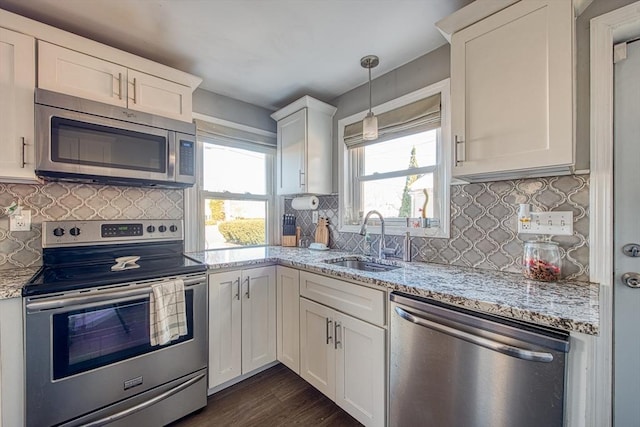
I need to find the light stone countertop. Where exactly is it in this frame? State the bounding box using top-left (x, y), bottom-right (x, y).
top-left (187, 246), bottom-right (599, 335)
top-left (0, 266), bottom-right (41, 300)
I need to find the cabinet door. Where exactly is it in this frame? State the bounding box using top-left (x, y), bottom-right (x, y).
top-left (334, 312), bottom-right (385, 427)
top-left (0, 28), bottom-right (36, 182)
top-left (299, 298), bottom-right (335, 400)
top-left (276, 266), bottom-right (300, 373)
top-left (38, 41), bottom-right (127, 107)
top-left (0, 297), bottom-right (25, 426)
top-left (451, 0), bottom-right (573, 179)
top-left (208, 271), bottom-right (242, 388)
top-left (127, 69), bottom-right (192, 122)
top-left (241, 266), bottom-right (277, 373)
top-left (277, 109), bottom-right (307, 195)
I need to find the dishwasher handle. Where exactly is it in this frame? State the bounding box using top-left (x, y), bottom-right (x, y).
top-left (394, 306), bottom-right (554, 363)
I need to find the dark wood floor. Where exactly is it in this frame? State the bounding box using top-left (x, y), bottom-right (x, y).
top-left (171, 364), bottom-right (363, 426)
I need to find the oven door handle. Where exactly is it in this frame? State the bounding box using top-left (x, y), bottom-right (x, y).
top-left (80, 372), bottom-right (206, 427)
top-left (26, 276), bottom-right (205, 312)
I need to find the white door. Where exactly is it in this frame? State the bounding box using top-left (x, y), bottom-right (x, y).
top-left (208, 271), bottom-right (242, 388)
top-left (0, 28), bottom-right (36, 182)
top-left (276, 266), bottom-right (300, 373)
top-left (299, 298), bottom-right (335, 399)
top-left (127, 69), bottom-right (191, 122)
top-left (241, 266), bottom-right (276, 373)
top-left (277, 108), bottom-right (306, 195)
top-left (613, 39), bottom-right (640, 426)
top-left (334, 312), bottom-right (385, 427)
top-left (38, 41), bottom-right (127, 107)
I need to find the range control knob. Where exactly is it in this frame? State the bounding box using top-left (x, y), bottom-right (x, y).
top-left (53, 227), bottom-right (65, 237)
top-left (70, 227), bottom-right (80, 237)
top-left (169, 225), bottom-right (178, 233)
top-left (158, 225), bottom-right (167, 233)
top-left (146, 225), bottom-right (156, 233)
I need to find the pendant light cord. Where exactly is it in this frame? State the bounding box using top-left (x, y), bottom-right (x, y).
top-left (368, 65), bottom-right (373, 114)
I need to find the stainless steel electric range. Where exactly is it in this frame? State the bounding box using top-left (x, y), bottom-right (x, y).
top-left (24, 220), bottom-right (208, 427)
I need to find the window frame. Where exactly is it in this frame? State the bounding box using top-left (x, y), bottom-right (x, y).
top-left (185, 114), bottom-right (277, 252)
top-left (338, 79), bottom-right (451, 238)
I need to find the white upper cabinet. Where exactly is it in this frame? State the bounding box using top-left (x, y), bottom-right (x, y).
top-left (0, 28), bottom-right (37, 183)
top-left (271, 96), bottom-right (337, 195)
top-left (448, 0), bottom-right (574, 181)
top-left (127, 69), bottom-right (192, 121)
top-left (38, 41), bottom-right (193, 122)
top-left (38, 41), bottom-right (127, 108)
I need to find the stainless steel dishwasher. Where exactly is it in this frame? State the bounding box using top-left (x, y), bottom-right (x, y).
top-left (389, 292), bottom-right (570, 427)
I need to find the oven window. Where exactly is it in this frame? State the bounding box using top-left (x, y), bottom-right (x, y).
top-left (52, 290), bottom-right (193, 380)
top-left (51, 117), bottom-right (167, 172)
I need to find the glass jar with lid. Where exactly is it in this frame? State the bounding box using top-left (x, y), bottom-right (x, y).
top-left (523, 238), bottom-right (561, 282)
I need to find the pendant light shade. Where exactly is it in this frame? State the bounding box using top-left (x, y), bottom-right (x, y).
top-left (362, 112), bottom-right (378, 140)
top-left (361, 55), bottom-right (379, 141)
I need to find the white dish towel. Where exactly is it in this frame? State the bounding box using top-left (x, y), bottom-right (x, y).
top-left (149, 279), bottom-right (188, 346)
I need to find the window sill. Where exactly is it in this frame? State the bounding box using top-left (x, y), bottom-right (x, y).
top-left (339, 224), bottom-right (449, 239)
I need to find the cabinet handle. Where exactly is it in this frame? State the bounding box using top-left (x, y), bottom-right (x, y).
top-left (117, 72), bottom-right (123, 100)
top-left (244, 276), bottom-right (250, 299)
top-left (21, 137), bottom-right (26, 168)
top-left (454, 135), bottom-right (466, 166)
top-left (234, 278), bottom-right (240, 300)
top-left (299, 170), bottom-right (305, 187)
top-left (334, 321), bottom-right (341, 349)
top-left (132, 77), bottom-right (137, 104)
top-left (326, 318), bottom-right (333, 344)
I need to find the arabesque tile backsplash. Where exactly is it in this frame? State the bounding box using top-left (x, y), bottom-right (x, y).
top-left (2, 175), bottom-right (589, 281)
top-left (286, 175), bottom-right (590, 281)
top-left (0, 182), bottom-right (183, 270)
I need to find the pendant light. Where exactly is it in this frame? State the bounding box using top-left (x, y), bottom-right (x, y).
top-left (361, 55), bottom-right (379, 141)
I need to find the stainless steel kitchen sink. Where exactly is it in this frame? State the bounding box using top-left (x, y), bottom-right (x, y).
top-left (324, 257), bottom-right (400, 272)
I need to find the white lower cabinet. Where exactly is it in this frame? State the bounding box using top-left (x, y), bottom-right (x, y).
top-left (276, 266), bottom-right (300, 373)
top-left (0, 297), bottom-right (25, 427)
top-left (299, 276), bottom-right (385, 427)
top-left (208, 266), bottom-right (276, 389)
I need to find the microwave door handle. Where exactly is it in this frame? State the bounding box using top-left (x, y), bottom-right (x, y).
top-left (168, 132), bottom-right (176, 181)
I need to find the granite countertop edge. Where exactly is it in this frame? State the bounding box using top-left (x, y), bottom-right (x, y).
top-left (189, 247), bottom-right (599, 335)
top-left (1, 247), bottom-right (599, 336)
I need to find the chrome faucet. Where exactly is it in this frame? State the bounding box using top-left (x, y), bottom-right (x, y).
top-left (359, 210), bottom-right (385, 258)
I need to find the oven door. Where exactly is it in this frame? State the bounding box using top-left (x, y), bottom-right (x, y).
top-left (35, 103), bottom-right (176, 184)
top-left (25, 274), bottom-right (207, 427)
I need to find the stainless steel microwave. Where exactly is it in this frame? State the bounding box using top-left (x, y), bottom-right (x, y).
top-left (35, 89), bottom-right (196, 188)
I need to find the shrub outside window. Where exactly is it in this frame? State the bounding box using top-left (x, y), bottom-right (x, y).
top-left (201, 141), bottom-right (274, 249)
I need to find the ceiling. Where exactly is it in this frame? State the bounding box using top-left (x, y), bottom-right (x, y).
top-left (0, 0), bottom-right (472, 110)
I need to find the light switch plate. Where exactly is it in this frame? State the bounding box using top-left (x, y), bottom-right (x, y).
top-left (9, 209), bottom-right (31, 232)
top-left (518, 211), bottom-right (573, 235)
top-left (312, 211), bottom-right (319, 224)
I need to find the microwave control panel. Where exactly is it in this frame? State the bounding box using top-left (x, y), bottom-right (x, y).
top-left (179, 139), bottom-right (195, 177)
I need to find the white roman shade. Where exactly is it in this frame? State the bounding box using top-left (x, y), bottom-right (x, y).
top-left (344, 93), bottom-right (441, 148)
top-left (195, 119), bottom-right (276, 147)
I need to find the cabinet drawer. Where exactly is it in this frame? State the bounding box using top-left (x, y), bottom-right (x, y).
top-left (299, 271), bottom-right (385, 326)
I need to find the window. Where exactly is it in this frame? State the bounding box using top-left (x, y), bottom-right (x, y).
top-left (193, 119), bottom-right (276, 250)
top-left (339, 80), bottom-right (450, 237)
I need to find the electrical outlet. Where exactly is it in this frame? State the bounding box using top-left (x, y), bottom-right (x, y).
top-left (518, 211), bottom-right (573, 235)
top-left (10, 209), bottom-right (31, 232)
top-left (312, 211), bottom-right (319, 224)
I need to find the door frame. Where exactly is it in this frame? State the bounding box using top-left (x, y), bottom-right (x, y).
top-left (590, 2), bottom-right (640, 426)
